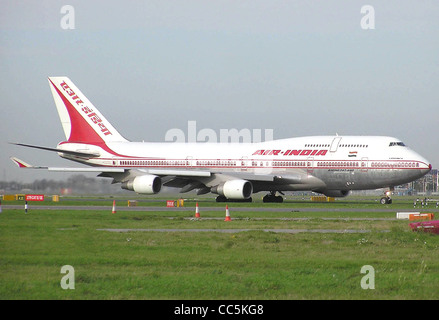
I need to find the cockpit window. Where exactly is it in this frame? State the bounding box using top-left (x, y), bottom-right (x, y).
top-left (389, 142), bottom-right (406, 147)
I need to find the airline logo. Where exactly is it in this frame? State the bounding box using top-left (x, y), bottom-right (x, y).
top-left (252, 149), bottom-right (328, 156)
top-left (59, 81), bottom-right (113, 136)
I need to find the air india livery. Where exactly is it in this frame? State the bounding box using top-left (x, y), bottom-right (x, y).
top-left (11, 77), bottom-right (431, 204)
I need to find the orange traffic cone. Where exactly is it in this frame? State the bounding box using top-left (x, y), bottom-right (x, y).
top-left (195, 202), bottom-right (200, 218)
top-left (224, 205), bottom-right (232, 221)
top-left (112, 200), bottom-right (116, 214)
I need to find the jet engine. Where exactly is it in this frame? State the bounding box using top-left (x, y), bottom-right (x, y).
top-left (321, 190), bottom-right (351, 198)
top-left (121, 175), bottom-right (162, 194)
top-left (211, 180), bottom-right (253, 200)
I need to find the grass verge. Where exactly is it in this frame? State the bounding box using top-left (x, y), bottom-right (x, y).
top-left (1, 204), bottom-right (438, 299)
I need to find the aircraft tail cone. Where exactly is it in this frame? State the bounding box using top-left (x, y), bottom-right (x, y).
top-left (112, 200), bottom-right (116, 214)
top-left (224, 205), bottom-right (232, 221)
top-left (195, 202), bottom-right (200, 218)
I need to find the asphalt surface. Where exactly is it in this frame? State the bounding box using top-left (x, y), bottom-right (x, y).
top-left (4, 203), bottom-right (424, 234)
top-left (2, 204), bottom-right (421, 213)
top-left (96, 228), bottom-right (375, 234)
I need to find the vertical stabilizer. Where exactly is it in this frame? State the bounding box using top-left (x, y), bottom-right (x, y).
top-left (48, 77), bottom-right (128, 144)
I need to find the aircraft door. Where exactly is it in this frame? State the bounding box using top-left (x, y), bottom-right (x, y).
top-left (240, 156), bottom-right (248, 172)
top-left (186, 156), bottom-right (193, 167)
top-left (361, 157), bottom-right (368, 172)
top-left (330, 137), bottom-right (342, 153)
top-left (307, 157), bottom-right (314, 174)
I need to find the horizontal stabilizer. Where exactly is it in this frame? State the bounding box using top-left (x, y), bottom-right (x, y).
top-left (10, 142), bottom-right (100, 157)
top-left (10, 157), bottom-right (125, 173)
top-left (10, 157), bottom-right (38, 168)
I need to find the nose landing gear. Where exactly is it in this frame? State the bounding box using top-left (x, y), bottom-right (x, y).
top-left (380, 189), bottom-right (393, 205)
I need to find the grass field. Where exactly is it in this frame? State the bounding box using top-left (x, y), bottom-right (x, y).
top-left (1, 195), bottom-right (439, 300)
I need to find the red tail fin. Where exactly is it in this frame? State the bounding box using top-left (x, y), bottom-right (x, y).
top-left (48, 77), bottom-right (128, 144)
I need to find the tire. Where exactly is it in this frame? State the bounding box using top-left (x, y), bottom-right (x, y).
top-left (380, 197), bottom-right (391, 205)
top-left (216, 195), bottom-right (227, 202)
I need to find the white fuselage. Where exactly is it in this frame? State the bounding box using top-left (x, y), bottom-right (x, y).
top-left (12, 77), bottom-right (426, 200)
top-left (58, 135), bottom-right (431, 194)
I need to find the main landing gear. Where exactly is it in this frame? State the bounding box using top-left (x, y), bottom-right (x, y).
top-left (263, 191), bottom-right (284, 203)
top-left (215, 195), bottom-right (253, 203)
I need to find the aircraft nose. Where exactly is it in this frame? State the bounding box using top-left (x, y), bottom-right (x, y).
top-left (417, 155), bottom-right (432, 176)
top-left (424, 163), bottom-right (433, 176)
top-left (404, 150), bottom-right (431, 181)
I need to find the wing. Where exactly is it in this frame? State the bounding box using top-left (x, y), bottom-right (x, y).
top-left (158, 170), bottom-right (313, 194)
top-left (10, 157), bottom-right (323, 196)
top-left (98, 166), bottom-right (313, 195)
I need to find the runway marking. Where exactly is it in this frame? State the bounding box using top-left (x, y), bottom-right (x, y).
top-left (2, 205), bottom-right (403, 220)
top-left (96, 228), bottom-right (379, 234)
top-left (176, 217), bottom-right (395, 221)
top-left (3, 204), bottom-right (424, 214)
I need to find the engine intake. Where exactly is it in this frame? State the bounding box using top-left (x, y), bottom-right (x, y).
top-left (121, 175), bottom-right (162, 194)
top-left (211, 180), bottom-right (253, 200)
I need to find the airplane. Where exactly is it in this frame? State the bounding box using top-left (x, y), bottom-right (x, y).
top-left (10, 77), bottom-right (431, 204)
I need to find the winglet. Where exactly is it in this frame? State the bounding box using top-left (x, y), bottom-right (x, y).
top-left (10, 157), bottom-right (34, 168)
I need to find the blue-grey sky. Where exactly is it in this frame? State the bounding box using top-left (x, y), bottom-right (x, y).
top-left (1, 1), bottom-right (438, 182)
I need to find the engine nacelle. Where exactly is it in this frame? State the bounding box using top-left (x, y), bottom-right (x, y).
top-left (321, 190), bottom-right (351, 198)
top-left (121, 175), bottom-right (162, 194)
top-left (211, 180), bottom-right (253, 200)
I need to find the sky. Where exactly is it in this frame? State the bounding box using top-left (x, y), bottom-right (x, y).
top-left (1, 0), bottom-right (438, 183)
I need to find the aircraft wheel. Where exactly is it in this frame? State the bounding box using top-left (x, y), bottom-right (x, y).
top-left (216, 195), bottom-right (227, 202)
top-left (262, 194), bottom-right (272, 203)
top-left (380, 197), bottom-right (392, 205)
top-left (216, 195), bottom-right (253, 203)
top-left (263, 194), bottom-right (283, 203)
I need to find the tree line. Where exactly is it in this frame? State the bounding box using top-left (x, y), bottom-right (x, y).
top-left (0, 174), bottom-right (125, 194)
